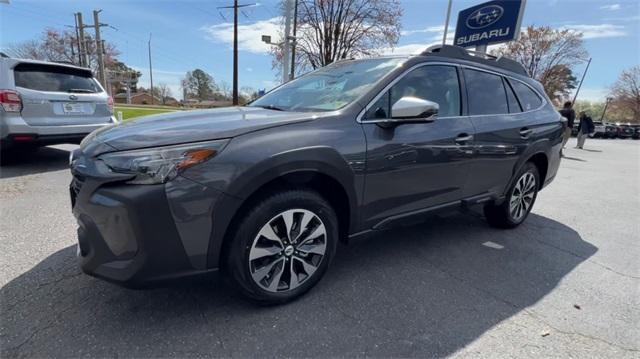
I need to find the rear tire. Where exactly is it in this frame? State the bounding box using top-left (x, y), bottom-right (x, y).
top-left (484, 162), bottom-right (540, 229)
top-left (225, 189), bottom-right (338, 304)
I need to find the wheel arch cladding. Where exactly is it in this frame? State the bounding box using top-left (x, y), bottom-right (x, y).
top-left (527, 152), bottom-right (548, 189)
top-left (207, 147), bottom-right (359, 269)
top-left (217, 170), bottom-right (352, 268)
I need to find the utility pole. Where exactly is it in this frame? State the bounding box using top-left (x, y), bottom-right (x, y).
top-left (73, 13), bottom-right (82, 65)
top-left (148, 33), bottom-right (154, 105)
top-left (233, 0), bottom-right (238, 105)
top-left (282, 0), bottom-right (292, 84)
top-left (289, 0), bottom-right (298, 80)
top-left (93, 10), bottom-right (106, 88)
top-left (572, 57), bottom-right (592, 105)
top-left (218, 1), bottom-right (255, 106)
top-left (76, 12), bottom-right (87, 67)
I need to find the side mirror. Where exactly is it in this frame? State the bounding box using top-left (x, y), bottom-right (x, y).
top-left (391, 97), bottom-right (439, 120)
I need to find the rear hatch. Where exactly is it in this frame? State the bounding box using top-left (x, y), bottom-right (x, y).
top-left (13, 62), bottom-right (112, 126)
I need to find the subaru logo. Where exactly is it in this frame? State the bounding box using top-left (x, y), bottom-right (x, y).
top-left (466, 5), bottom-right (504, 29)
top-left (69, 94), bottom-right (78, 101)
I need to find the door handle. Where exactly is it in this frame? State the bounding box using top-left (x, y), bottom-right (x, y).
top-left (455, 133), bottom-right (473, 144)
top-left (520, 128), bottom-right (533, 139)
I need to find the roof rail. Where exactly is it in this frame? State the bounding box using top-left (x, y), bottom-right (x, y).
top-left (422, 45), bottom-right (527, 76)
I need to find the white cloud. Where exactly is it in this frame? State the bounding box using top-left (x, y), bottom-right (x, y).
top-left (401, 25), bottom-right (445, 36)
top-left (202, 17), bottom-right (282, 54)
top-left (600, 4), bottom-right (621, 11)
top-left (562, 24), bottom-right (627, 39)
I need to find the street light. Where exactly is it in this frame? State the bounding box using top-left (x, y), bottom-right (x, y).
top-left (600, 97), bottom-right (613, 122)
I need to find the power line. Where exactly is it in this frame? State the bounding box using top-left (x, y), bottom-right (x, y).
top-left (217, 1), bottom-right (257, 105)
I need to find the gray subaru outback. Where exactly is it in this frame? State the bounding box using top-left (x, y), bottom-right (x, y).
top-left (69, 45), bottom-right (563, 304)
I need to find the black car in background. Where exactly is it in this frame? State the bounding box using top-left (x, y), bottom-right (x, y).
top-left (605, 123), bottom-right (619, 138)
top-left (69, 45), bottom-right (563, 303)
top-left (631, 124), bottom-right (640, 139)
top-left (617, 123), bottom-right (634, 139)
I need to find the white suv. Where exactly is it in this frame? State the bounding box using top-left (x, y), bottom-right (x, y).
top-left (0, 55), bottom-right (116, 151)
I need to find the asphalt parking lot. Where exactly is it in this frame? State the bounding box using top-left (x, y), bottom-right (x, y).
top-left (1, 138), bottom-right (639, 358)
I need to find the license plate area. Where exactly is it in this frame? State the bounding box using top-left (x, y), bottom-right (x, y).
top-left (63, 102), bottom-right (85, 114)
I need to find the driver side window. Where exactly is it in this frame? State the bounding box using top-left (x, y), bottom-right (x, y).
top-left (364, 65), bottom-right (461, 120)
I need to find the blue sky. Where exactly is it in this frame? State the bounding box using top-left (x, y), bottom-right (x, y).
top-left (1, 0), bottom-right (638, 101)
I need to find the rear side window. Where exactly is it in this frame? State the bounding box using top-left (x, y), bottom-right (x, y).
top-left (508, 79), bottom-right (542, 111)
top-left (464, 69), bottom-right (508, 115)
top-left (14, 63), bottom-right (100, 93)
top-left (503, 78), bottom-right (522, 113)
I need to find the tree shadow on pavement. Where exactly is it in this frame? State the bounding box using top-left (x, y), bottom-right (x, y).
top-left (0, 212), bottom-right (597, 358)
top-left (0, 146), bottom-right (73, 179)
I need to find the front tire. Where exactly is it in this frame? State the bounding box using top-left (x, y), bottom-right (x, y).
top-left (484, 162), bottom-right (540, 229)
top-left (225, 189), bottom-right (338, 304)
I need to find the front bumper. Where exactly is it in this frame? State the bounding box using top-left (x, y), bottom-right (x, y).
top-left (70, 152), bottom-right (230, 287)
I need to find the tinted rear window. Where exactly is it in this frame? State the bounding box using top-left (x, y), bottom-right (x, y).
top-left (509, 79), bottom-right (542, 111)
top-left (464, 69), bottom-right (508, 115)
top-left (14, 63), bottom-right (100, 93)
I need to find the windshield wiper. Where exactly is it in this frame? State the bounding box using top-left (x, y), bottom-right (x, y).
top-left (67, 88), bottom-right (94, 93)
top-left (254, 104), bottom-right (286, 111)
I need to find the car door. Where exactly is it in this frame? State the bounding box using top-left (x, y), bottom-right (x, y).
top-left (462, 67), bottom-right (541, 197)
top-left (360, 64), bottom-right (475, 228)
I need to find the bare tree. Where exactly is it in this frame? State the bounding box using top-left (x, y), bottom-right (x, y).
top-left (609, 66), bottom-right (640, 122)
top-left (273, 0), bottom-right (402, 74)
top-left (152, 83), bottom-right (172, 105)
top-left (218, 80), bottom-right (232, 100)
top-left (493, 26), bottom-right (587, 101)
top-left (7, 28), bottom-right (120, 73)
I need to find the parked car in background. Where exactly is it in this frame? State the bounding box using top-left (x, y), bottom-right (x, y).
top-left (590, 121), bottom-right (605, 138)
top-left (631, 124), bottom-right (640, 139)
top-left (604, 122), bottom-right (618, 138)
top-left (0, 55), bottom-right (115, 153)
top-left (616, 123), bottom-right (634, 139)
top-left (69, 45), bottom-right (562, 303)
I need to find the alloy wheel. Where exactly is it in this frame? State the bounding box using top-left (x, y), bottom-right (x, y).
top-left (248, 209), bottom-right (327, 292)
top-left (509, 172), bottom-right (536, 221)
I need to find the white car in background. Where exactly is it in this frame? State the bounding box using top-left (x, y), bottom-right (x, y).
top-left (0, 54), bottom-right (116, 152)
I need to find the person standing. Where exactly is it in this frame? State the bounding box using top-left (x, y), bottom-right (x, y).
top-left (576, 111), bottom-right (594, 149)
top-left (559, 101), bottom-right (575, 148)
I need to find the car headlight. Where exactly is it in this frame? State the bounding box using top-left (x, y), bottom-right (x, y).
top-left (99, 139), bottom-right (229, 185)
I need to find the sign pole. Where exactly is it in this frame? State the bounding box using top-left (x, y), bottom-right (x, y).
top-left (442, 0), bottom-right (452, 45)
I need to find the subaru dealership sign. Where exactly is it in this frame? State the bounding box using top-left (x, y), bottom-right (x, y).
top-left (454, 0), bottom-right (526, 48)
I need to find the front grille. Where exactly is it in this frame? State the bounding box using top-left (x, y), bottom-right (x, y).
top-left (69, 175), bottom-right (85, 208)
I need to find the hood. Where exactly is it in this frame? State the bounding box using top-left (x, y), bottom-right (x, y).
top-left (84, 107), bottom-right (315, 155)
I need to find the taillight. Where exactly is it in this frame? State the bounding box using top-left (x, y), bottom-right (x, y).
top-left (0, 90), bottom-right (22, 112)
top-left (107, 96), bottom-right (114, 113)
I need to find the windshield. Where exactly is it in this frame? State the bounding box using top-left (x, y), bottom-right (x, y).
top-left (250, 57), bottom-right (406, 112)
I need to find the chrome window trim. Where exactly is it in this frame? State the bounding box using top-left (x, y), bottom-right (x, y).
top-left (356, 61), bottom-right (547, 124)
